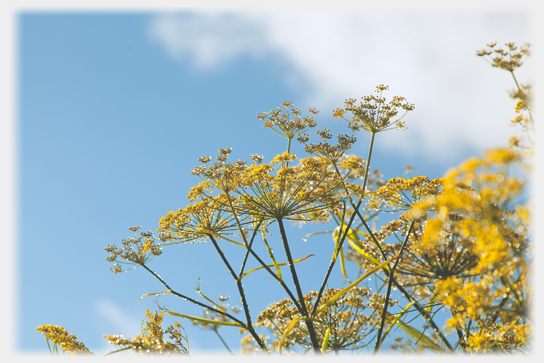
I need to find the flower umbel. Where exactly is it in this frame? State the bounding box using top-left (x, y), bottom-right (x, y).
top-left (339, 85), bottom-right (415, 133)
top-left (36, 325), bottom-right (93, 356)
top-left (103, 308), bottom-right (189, 355)
top-left (105, 226), bottom-right (162, 273)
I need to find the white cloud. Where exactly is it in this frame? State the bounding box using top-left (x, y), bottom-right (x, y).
top-left (93, 299), bottom-right (142, 354)
top-left (147, 12), bottom-right (532, 162)
top-left (148, 13), bottom-right (268, 71)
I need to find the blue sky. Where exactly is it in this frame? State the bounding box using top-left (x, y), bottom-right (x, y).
top-left (9, 8), bottom-right (538, 357)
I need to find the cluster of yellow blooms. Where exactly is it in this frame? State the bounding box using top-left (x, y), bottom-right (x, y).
top-left (241, 287), bottom-right (398, 354)
top-left (35, 324), bottom-right (93, 356)
top-left (103, 308), bottom-right (189, 355)
top-left (104, 226), bottom-right (162, 273)
top-left (365, 176), bottom-right (442, 212)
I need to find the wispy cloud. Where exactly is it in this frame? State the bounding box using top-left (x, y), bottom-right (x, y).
top-left (147, 12), bottom-right (532, 161)
top-left (148, 13), bottom-right (268, 71)
top-left (93, 299), bottom-right (143, 354)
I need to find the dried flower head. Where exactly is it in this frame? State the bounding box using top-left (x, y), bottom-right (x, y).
top-left (341, 85), bottom-right (414, 133)
top-left (476, 42), bottom-right (531, 73)
top-left (105, 227), bottom-right (162, 273)
top-left (257, 103), bottom-right (318, 140)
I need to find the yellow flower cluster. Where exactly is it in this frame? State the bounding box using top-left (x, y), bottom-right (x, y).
top-left (335, 85), bottom-right (415, 133)
top-left (158, 194), bottom-right (243, 245)
top-left (464, 318), bottom-right (530, 353)
top-left (103, 308), bottom-right (188, 355)
top-left (242, 287), bottom-right (398, 354)
top-left (257, 101), bottom-right (318, 141)
top-left (36, 324), bottom-right (93, 355)
top-left (405, 145), bottom-right (531, 352)
top-left (366, 176), bottom-right (441, 212)
top-left (417, 147), bottom-right (528, 269)
top-left (158, 149), bottom-right (357, 247)
top-left (105, 226), bottom-right (162, 273)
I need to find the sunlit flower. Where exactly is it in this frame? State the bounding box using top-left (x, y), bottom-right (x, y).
top-left (36, 325), bottom-right (93, 356)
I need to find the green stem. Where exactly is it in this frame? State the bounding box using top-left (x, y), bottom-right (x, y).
top-left (242, 238), bottom-right (304, 313)
top-left (208, 236), bottom-right (269, 354)
top-left (276, 217), bottom-right (322, 355)
top-left (373, 220), bottom-right (414, 354)
top-left (361, 132), bottom-right (376, 194)
top-left (239, 219), bottom-right (263, 276)
top-left (351, 219), bottom-right (454, 351)
top-left (140, 263), bottom-right (246, 327)
top-left (311, 200), bottom-right (360, 316)
top-left (357, 215), bottom-right (388, 261)
top-left (311, 132), bottom-right (377, 316)
top-left (224, 192), bottom-right (249, 246)
top-left (213, 329), bottom-right (235, 355)
top-left (510, 70), bottom-right (535, 130)
top-left (392, 277), bottom-right (454, 351)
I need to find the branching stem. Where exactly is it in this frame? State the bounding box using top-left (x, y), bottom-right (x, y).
top-left (373, 220), bottom-right (414, 354)
top-left (208, 235), bottom-right (268, 353)
top-left (277, 217), bottom-right (322, 354)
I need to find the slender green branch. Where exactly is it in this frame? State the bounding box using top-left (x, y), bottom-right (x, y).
top-left (357, 211), bottom-right (388, 260)
top-left (391, 277), bottom-right (454, 351)
top-left (351, 219), bottom-right (454, 351)
top-left (311, 200), bottom-right (361, 317)
top-left (276, 217), bottom-right (322, 354)
top-left (361, 132), bottom-right (376, 194)
top-left (311, 132), bottom-right (378, 316)
top-left (208, 235), bottom-right (269, 353)
top-left (224, 192), bottom-right (250, 246)
top-left (239, 219), bottom-right (263, 276)
top-left (241, 237), bottom-right (304, 312)
top-left (510, 70), bottom-right (534, 131)
top-left (373, 220), bottom-right (415, 354)
top-left (140, 263), bottom-right (245, 327)
top-left (213, 329), bottom-right (235, 355)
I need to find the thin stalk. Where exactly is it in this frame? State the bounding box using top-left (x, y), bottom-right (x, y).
top-left (361, 132), bottom-right (376, 194)
top-left (208, 235), bottom-right (268, 353)
top-left (311, 200), bottom-right (360, 317)
top-left (276, 217), bottom-right (322, 354)
top-left (213, 329), bottom-right (235, 355)
top-left (239, 219), bottom-right (263, 276)
top-left (287, 137), bottom-right (292, 154)
top-left (373, 220), bottom-right (414, 354)
top-left (391, 278), bottom-right (454, 351)
top-left (357, 210), bottom-right (388, 260)
top-left (242, 238), bottom-right (304, 312)
top-left (456, 328), bottom-right (466, 352)
top-left (140, 263), bottom-right (245, 326)
top-left (224, 192), bottom-right (249, 246)
top-left (311, 132), bottom-right (377, 315)
top-left (510, 70), bottom-right (535, 130)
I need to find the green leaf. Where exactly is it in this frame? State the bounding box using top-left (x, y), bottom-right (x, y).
top-left (338, 245), bottom-right (349, 281)
top-left (321, 327), bottom-right (331, 353)
top-left (396, 320), bottom-right (446, 353)
top-left (279, 316), bottom-right (301, 355)
top-left (346, 238), bottom-right (390, 272)
top-left (378, 301), bottom-right (415, 349)
top-left (164, 310), bottom-right (245, 328)
top-left (238, 254), bottom-right (314, 281)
